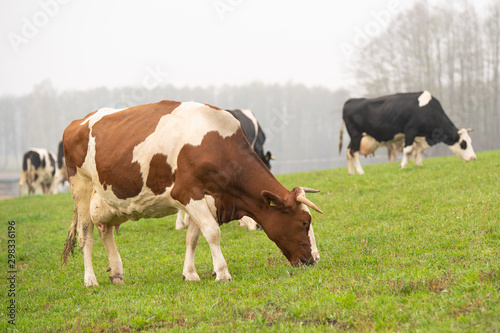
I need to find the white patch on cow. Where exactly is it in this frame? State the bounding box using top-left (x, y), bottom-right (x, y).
top-left (418, 90), bottom-right (432, 107)
top-left (240, 109), bottom-right (259, 148)
top-left (80, 107), bottom-right (126, 126)
top-left (448, 129), bottom-right (477, 161)
top-left (133, 102), bottom-right (240, 176)
top-left (308, 224), bottom-right (320, 262)
top-left (296, 188), bottom-right (319, 262)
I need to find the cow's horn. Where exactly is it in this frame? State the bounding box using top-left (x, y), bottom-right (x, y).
top-left (296, 195), bottom-right (323, 214)
top-left (301, 187), bottom-right (320, 193)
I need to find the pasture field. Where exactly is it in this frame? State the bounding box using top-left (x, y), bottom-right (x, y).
top-left (1, 150), bottom-right (499, 332)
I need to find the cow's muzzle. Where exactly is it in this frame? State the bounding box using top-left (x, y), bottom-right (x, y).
top-left (299, 257), bottom-right (315, 266)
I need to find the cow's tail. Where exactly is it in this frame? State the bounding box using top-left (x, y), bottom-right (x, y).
top-left (339, 119), bottom-right (344, 155)
top-left (61, 208), bottom-right (78, 265)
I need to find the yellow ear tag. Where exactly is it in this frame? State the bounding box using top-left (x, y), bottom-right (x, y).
top-left (269, 200), bottom-right (277, 207)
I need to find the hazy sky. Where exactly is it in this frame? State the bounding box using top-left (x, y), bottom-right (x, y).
top-left (0, 0), bottom-right (494, 96)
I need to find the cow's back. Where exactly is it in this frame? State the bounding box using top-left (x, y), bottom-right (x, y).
top-left (343, 93), bottom-right (423, 142)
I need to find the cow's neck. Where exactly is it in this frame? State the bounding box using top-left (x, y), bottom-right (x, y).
top-left (215, 153), bottom-right (288, 225)
top-left (431, 112), bottom-right (459, 145)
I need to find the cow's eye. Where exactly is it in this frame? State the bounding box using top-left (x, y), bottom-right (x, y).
top-left (301, 221), bottom-right (308, 228)
top-left (460, 140), bottom-right (467, 150)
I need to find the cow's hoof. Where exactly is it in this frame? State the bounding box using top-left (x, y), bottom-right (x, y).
top-left (109, 276), bottom-right (124, 285)
top-left (215, 273), bottom-right (232, 282)
top-left (84, 276), bottom-right (99, 287)
top-left (182, 273), bottom-right (201, 281)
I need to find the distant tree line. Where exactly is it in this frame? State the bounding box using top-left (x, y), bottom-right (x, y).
top-left (351, 0), bottom-right (500, 154)
top-left (0, 80), bottom-right (350, 175)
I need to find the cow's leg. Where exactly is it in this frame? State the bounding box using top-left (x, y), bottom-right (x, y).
top-left (185, 197), bottom-right (231, 282)
top-left (346, 148), bottom-right (355, 175)
top-left (414, 143), bottom-right (425, 166)
top-left (175, 209), bottom-right (188, 230)
top-left (401, 135), bottom-right (416, 168)
top-left (182, 221), bottom-right (201, 281)
top-left (18, 171), bottom-right (26, 196)
top-left (71, 176), bottom-right (98, 286)
top-left (352, 152), bottom-right (365, 175)
top-left (99, 225), bottom-right (124, 284)
top-left (77, 210), bottom-right (98, 286)
top-left (401, 146), bottom-right (412, 168)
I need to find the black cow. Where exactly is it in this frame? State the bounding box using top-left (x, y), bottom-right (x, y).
top-left (225, 109), bottom-right (273, 169)
top-left (339, 91), bottom-right (476, 175)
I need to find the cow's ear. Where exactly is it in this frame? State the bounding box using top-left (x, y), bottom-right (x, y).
top-left (261, 190), bottom-right (285, 209)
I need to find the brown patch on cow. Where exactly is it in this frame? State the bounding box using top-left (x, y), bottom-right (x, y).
top-left (90, 100), bottom-right (181, 199)
top-left (146, 153), bottom-right (174, 195)
top-left (204, 103), bottom-right (222, 110)
top-left (63, 111), bottom-right (97, 178)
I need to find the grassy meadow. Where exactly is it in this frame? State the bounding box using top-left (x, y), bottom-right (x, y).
top-left (1, 150), bottom-right (499, 332)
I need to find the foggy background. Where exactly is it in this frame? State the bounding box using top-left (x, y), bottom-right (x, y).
top-left (1, 0), bottom-right (499, 184)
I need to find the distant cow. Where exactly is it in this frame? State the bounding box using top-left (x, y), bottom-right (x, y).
top-left (339, 91), bottom-right (476, 175)
top-left (19, 148), bottom-right (60, 195)
top-left (61, 100), bottom-right (322, 286)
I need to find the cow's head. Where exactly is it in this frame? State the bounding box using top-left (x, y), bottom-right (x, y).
top-left (259, 187), bottom-right (322, 266)
top-left (448, 128), bottom-right (477, 161)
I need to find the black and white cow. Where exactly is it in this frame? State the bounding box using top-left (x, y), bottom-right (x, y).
top-left (19, 143), bottom-right (67, 196)
top-left (19, 148), bottom-right (58, 195)
top-left (339, 91), bottom-right (477, 175)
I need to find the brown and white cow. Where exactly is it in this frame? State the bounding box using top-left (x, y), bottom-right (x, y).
top-left (61, 100), bottom-right (322, 286)
top-left (19, 148), bottom-right (64, 195)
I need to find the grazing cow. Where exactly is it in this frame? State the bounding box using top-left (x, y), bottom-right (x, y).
top-left (61, 100), bottom-right (322, 286)
top-left (225, 109), bottom-right (274, 169)
top-left (339, 91), bottom-right (476, 175)
top-left (19, 148), bottom-right (59, 195)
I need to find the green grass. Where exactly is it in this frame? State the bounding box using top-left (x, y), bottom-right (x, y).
top-left (1, 151), bottom-right (499, 332)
